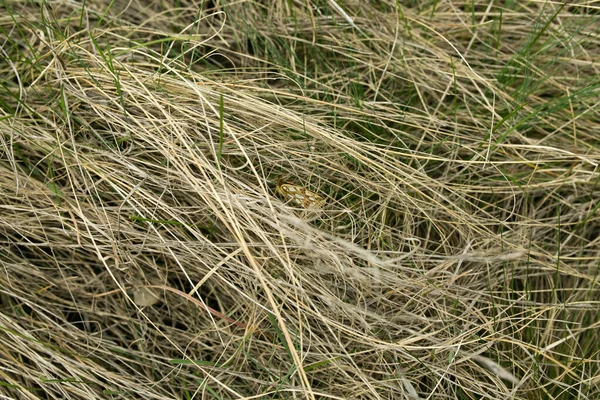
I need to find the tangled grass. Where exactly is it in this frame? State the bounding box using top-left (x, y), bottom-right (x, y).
top-left (1, 1), bottom-right (599, 399)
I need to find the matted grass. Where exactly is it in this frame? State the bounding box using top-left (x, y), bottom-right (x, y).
top-left (1, 1), bottom-right (599, 399)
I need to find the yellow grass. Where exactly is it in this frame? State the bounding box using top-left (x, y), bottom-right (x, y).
top-left (1, 1), bottom-right (599, 399)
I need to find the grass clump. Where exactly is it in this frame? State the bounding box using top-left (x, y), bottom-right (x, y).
top-left (1, 1), bottom-right (599, 399)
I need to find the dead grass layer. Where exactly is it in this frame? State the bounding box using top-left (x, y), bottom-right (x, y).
top-left (1, 1), bottom-right (599, 399)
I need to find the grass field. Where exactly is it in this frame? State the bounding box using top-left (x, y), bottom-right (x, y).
top-left (1, 1), bottom-right (599, 399)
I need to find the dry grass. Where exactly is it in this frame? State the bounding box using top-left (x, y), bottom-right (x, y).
top-left (1, 1), bottom-right (599, 399)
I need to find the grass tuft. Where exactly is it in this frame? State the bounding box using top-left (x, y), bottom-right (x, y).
top-left (1, 1), bottom-right (599, 399)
